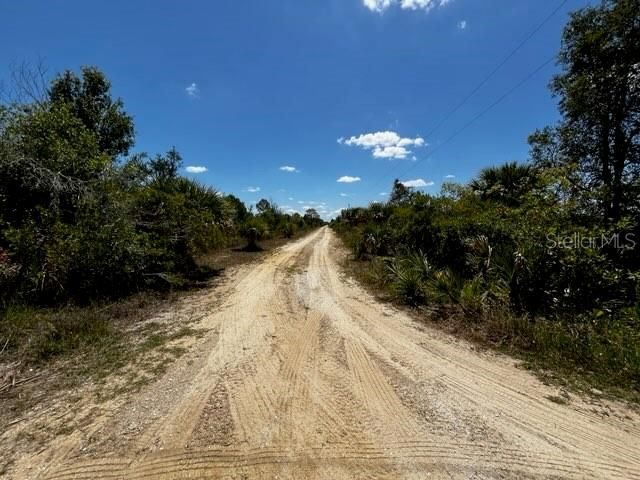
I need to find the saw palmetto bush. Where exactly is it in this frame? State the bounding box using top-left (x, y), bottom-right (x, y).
top-left (330, 0), bottom-right (640, 396)
top-left (0, 66), bottom-right (324, 306)
top-left (459, 277), bottom-right (487, 314)
top-left (383, 251), bottom-right (432, 306)
top-left (426, 268), bottom-right (462, 305)
top-left (386, 257), bottom-right (423, 306)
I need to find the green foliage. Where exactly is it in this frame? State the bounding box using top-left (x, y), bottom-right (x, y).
top-left (304, 208), bottom-right (321, 223)
top-left (148, 147), bottom-right (182, 183)
top-left (225, 194), bottom-right (250, 224)
top-left (331, 0), bottom-right (640, 397)
top-left (426, 268), bottom-right (462, 305)
top-left (334, 177), bottom-right (640, 394)
top-left (389, 179), bottom-right (411, 205)
top-left (470, 162), bottom-right (536, 206)
top-left (548, 0), bottom-right (640, 223)
top-left (49, 66), bottom-right (134, 158)
top-left (0, 304), bottom-right (116, 363)
top-left (0, 66), bottom-right (323, 306)
top-left (459, 277), bottom-right (486, 314)
top-left (256, 198), bottom-right (272, 215)
top-left (385, 255), bottom-right (430, 306)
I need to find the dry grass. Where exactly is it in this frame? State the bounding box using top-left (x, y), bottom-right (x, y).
top-left (0, 237), bottom-right (300, 428)
top-left (337, 247), bottom-right (640, 406)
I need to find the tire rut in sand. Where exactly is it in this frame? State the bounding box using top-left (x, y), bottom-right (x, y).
top-left (38, 228), bottom-right (640, 480)
top-left (125, 233), bottom-right (319, 458)
top-left (47, 439), bottom-right (633, 480)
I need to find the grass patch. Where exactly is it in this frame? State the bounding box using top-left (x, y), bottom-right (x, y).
top-left (0, 291), bottom-right (205, 421)
top-left (2, 302), bottom-right (129, 370)
top-left (0, 234), bottom-right (307, 422)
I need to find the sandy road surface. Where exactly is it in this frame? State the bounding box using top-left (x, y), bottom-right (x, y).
top-left (11, 227), bottom-right (640, 479)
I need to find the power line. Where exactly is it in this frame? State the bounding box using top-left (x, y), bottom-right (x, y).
top-left (383, 55), bottom-right (556, 187)
top-left (423, 0), bottom-right (570, 139)
top-left (370, 0), bottom-right (569, 192)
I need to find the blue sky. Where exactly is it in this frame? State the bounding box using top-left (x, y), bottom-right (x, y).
top-left (1, 0), bottom-right (591, 218)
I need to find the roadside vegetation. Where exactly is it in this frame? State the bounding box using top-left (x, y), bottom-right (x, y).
top-left (0, 65), bottom-right (323, 396)
top-left (332, 0), bottom-right (640, 401)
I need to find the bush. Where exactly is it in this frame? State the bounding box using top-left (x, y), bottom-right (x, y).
top-left (426, 268), bottom-right (462, 305)
top-left (386, 257), bottom-right (426, 306)
top-left (331, 169), bottom-right (640, 398)
top-left (459, 277), bottom-right (486, 314)
top-left (0, 66), bottom-right (325, 306)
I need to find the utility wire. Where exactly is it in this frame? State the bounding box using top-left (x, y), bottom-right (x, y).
top-left (424, 0), bottom-right (570, 139)
top-left (383, 55), bottom-right (556, 187)
top-left (370, 0), bottom-right (569, 192)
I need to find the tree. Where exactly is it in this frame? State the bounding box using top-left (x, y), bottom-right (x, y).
top-left (224, 194), bottom-right (249, 224)
top-left (256, 198), bottom-right (272, 214)
top-left (389, 179), bottom-right (411, 204)
top-left (304, 208), bottom-right (320, 223)
top-left (548, 0), bottom-right (640, 223)
top-left (49, 66), bottom-right (135, 158)
top-left (148, 147), bottom-right (182, 183)
top-left (0, 100), bottom-right (105, 230)
top-left (470, 162), bottom-right (536, 206)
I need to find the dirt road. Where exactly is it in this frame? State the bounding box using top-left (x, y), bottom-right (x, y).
top-left (13, 227), bottom-right (640, 479)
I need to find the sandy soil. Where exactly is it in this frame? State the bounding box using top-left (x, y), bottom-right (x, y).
top-left (5, 227), bottom-right (640, 479)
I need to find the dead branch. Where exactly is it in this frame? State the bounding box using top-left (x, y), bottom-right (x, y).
top-left (1, 59), bottom-right (49, 106)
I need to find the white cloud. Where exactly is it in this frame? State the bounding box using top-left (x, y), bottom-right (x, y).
top-left (337, 176), bottom-right (361, 183)
top-left (341, 131), bottom-right (424, 149)
top-left (340, 193), bottom-right (350, 197)
top-left (373, 145), bottom-right (411, 159)
top-left (339, 131), bottom-right (426, 160)
top-left (185, 166), bottom-right (207, 174)
top-left (279, 165), bottom-right (299, 173)
top-left (185, 82), bottom-right (199, 98)
top-left (363, 0), bottom-right (393, 12)
top-left (288, 197), bottom-right (294, 201)
top-left (379, 192), bottom-right (388, 196)
top-left (458, 20), bottom-right (467, 30)
top-left (401, 178), bottom-right (434, 188)
top-left (400, 0), bottom-right (435, 11)
top-left (246, 186), bottom-right (261, 193)
top-left (363, 0), bottom-right (452, 13)
top-left (444, 174), bottom-right (456, 179)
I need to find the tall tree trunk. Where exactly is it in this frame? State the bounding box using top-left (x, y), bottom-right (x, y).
top-left (599, 116), bottom-right (613, 224)
top-left (611, 87), bottom-right (630, 224)
top-left (612, 123), bottom-right (628, 223)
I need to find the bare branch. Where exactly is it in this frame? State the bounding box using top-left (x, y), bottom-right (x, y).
top-left (1, 59), bottom-right (49, 106)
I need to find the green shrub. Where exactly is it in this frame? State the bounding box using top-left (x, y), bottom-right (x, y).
top-left (386, 257), bottom-right (426, 306)
top-left (0, 67), bottom-right (323, 306)
top-left (459, 277), bottom-right (486, 314)
top-left (426, 268), bottom-right (462, 305)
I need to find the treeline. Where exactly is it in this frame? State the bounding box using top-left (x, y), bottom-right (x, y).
top-left (0, 67), bottom-right (323, 306)
top-left (332, 0), bottom-right (639, 395)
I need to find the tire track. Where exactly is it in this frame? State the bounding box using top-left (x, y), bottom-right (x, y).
top-left (46, 440), bottom-right (635, 480)
top-left (38, 227), bottom-right (640, 480)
